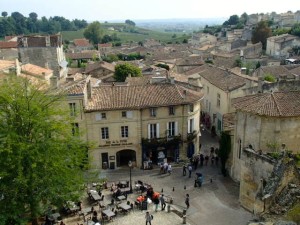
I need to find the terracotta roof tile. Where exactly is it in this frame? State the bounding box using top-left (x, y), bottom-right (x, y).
top-left (260, 65), bottom-right (293, 78)
top-left (0, 41), bottom-right (18, 49)
top-left (232, 91), bottom-right (300, 117)
top-left (198, 65), bottom-right (246, 91)
top-left (65, 52), bottom-right (96, 60)
top-left (85, 61), bottom-right (115, 73)
top-left (85, 83), bottom-right (203, 111)
top-left (21, 63), bottom-right (53, 77)
top-left (223, 112), bottom-right (235, 131)
top-left (73, 38), bottom-right (91, 47)
top-left (17, 35), bottom-right (61, 47)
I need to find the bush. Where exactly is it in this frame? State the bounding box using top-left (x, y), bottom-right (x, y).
top-left (264, 74), bottom-right (276, 82)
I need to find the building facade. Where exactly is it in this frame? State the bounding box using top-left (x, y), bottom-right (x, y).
top-left (65, 76), bottom-right (203, 170)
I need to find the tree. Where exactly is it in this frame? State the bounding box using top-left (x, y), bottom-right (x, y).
top-left (83, 21), bottom-right (102, 45)
top-left (290, 23), bottom-right (300, 37)
top-left (125, 19), bottom-right (135, 26)
top-left (228, 15), bottom-right (239, 25)
top-left (0, 76), bottom-right (88, 225)
top-left (1, 11), bottom-right (8, 17)
top-left (251, 20), bottom-right (272, 50)
top-left (114, 63), bottom-right (142, 82)
top-left (29, 12), bottom-right (38, 22)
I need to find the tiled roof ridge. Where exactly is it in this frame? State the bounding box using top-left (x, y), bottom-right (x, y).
top-left (271, 92), bottom-right (282, 116)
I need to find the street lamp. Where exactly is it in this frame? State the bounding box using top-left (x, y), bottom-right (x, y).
top-left (128, 160), bottom-right (133, 193)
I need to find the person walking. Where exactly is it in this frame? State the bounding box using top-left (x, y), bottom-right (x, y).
top-left (145, 211), bottom-right (153, 225)
top-left (183, 164), bottom-right (187, 176)
top-left (167, 164), bottom-right (172, 175)
top-left (185, 194), bottom-right (190, 209)
top-left (160, 194), bottom-right (166, 211)
top-left (188, 164), bottom-right (193, 178)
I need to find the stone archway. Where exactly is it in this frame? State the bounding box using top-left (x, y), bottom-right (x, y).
top-left (116, 149), bottom-right (136, 167)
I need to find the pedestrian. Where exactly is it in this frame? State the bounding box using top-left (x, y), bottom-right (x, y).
top-left (153, 197), bottom-right (160, 212)
top-left (185, 194), bottom-right (190, 209)
top-left (183, 164), bottom-right (187, 176)
top-left (160, 194), bottom-right (166, 210)
top-left (163, 162), bottom-right (168, 174)
top-left (204, 155), bottom-right (209, 166)
top-left (200, 154), bottom-right (204, 167)
top-left (145, 211), bottom-right (153, 225)
top-left (188, 164), bottom-right (192, 178)
top-left (167, 164), bottom-right (172, 175)
top-left (211, 154), bottom-right (215, 165)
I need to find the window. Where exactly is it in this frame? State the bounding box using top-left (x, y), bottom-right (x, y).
top-left (238, 139), bottom-right (242, 159)
top-left (189, 104), bottom-right (194, 112)
top-left (168, 121), bottom-right (178, 137)
top-left (121, 111), bottom-right (133, 118)
top-left (69, 103), bottom-right (76, 116)
top-left (217, 93), bottom-right (220, 107)
top-left (188, 118), bottom-right (194, 134)
top-left (121, 126), bottom-right (129, 138)
top-left (95, 112), bottom-right (107, 120)
top-left (71, 123), bottom-right (79, 136)
top-left (207, 86), bottom-right (209, 94)
top-left (148, 123), bottom-right (159, 139)
top-left (122, 111), bottom-right (127, 117)
top-left (101, 127), bottom-right (109, 139)
top-left (150, 108), bottom-right (157, 117)
top-left (169, 106), bottom-right (175, 115)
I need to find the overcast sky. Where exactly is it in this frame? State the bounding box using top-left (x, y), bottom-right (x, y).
top-left (2, 0), bottom-right (300, 21)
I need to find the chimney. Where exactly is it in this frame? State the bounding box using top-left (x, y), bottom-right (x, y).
top-left (50, 76), bottom-right (58, 89)
top-left (22, 37), bottom-right (28, 47)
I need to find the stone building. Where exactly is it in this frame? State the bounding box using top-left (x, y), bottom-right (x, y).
top-left (231, 91), bottom-right (300, 182)
top-left (64, 76), bottom-right (203, 170)
top-left (17, 34), bottom-right (67, 79)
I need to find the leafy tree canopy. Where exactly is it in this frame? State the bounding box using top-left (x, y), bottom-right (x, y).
top-left (125, 19), bottom-right (135, 26)
top-left (83, 21), bottom-right (102, 45)
top-left (114, 63), bottom-right (142, 82)
top-left (290, 23), bottom-right (300, 37)
top-left (251, 20), bottom-right (272, 50)
top-left (0, 76), bottom-right (89, 225)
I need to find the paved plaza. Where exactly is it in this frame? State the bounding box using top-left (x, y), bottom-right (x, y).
top-left (64, 129), bottom-right (253, 225)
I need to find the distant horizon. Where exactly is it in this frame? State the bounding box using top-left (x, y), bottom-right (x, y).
top-left (2, 0), bottom-right (300, 22)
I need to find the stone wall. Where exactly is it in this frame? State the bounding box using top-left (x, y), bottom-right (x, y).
top-left (239, 148), bottom-right (275, 212)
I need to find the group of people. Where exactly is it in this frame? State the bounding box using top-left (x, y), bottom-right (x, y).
top-left (160, 162), bottom-right (172, 175)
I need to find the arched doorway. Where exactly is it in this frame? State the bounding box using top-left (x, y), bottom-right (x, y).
top-left (116, 149), bottom-right (136, 167)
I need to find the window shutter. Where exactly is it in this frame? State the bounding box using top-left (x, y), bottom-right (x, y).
top-left (148, 124), bottom-right (151, 139)
top-left (175, 121), bottom-right (178, 135)
top-left (96, 113), bottom-right (102, 121)
top-left (156, 123), bottom-right (160, 138)
top-left (166, 122), bottom-right (169, 136)
top-left (127, 111), bottom-right (133, 118)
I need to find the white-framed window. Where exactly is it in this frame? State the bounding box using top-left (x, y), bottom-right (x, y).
top-left (217, 93), bottom-right (221, 107)
top-left (167, 121), bottom-right (178, 137)
top-left (150, 108), bottom-right (157, 117)
top-left (95, 112), bottom-right (107, 121)
top-left (189, 104), bottom-right (194, 112)
top-left (101, 127), bottom-right (109, 139)
top-left (169, 106), bottom-right (175, 115)
top-left (69, 103), bottom-right (76, 116)
top-left (148, 123), bottom-right (159, 139)
top-left (71, 123), bottom-right (79, 136)
top-left (188, 118), bottom-right (194, 134)
top-left (121, 126), bottom-right (129, 138)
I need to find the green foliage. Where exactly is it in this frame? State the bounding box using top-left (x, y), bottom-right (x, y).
top-left (114, 63), bottom-right (142, 82)
top-left (102, 54), bottom-right (119, 63)
top-left (290, 23), bottom-right (300, 37)
top-left (0, 76), bottom-right (89, 224)
top-left (83, 21), bottom-right (102, 45)
top-left (251, 21), bottom-right (272, 50)
top-left (255, 61), bottom-right (261, 69)
top-left (219, 132), bottom-right (231, 176)
top-left (264, 74), bottom-right (276, 82)
top-left (202, 25), bottom-right (222, 35)
top-left (272, 28), bottom-right (290, 36)
top-left (125, 19), bottom-right (135, 26)
top-left (235, 58), bottom-right (242, 67)
top-left (155, 63), bottom-right (170, 71)
top-left (0, 11), bottom-right (87, 37)
top-left (285, 203), bottom-right (300, 223)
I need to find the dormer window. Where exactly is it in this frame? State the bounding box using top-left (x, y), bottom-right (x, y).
top-left (150, 108), bottom-right (157, 117)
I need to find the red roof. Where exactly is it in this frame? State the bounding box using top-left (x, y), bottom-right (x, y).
top-left (0, 41), bottom-right (18, 49)
top-left (73, 39), bottom-right (91, 47)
